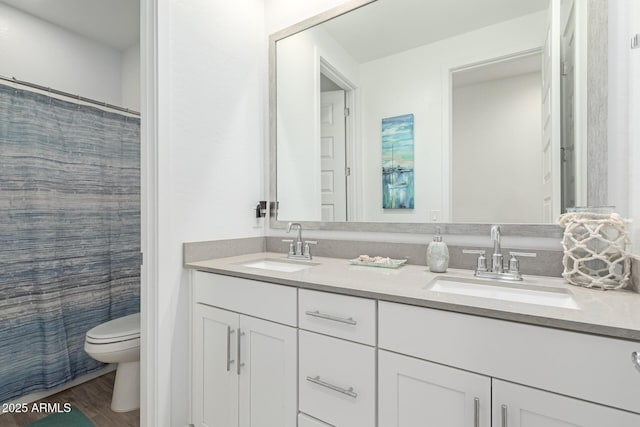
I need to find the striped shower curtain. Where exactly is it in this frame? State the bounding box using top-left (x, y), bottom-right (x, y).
top-left (0, 84), bottom-right (140, 403)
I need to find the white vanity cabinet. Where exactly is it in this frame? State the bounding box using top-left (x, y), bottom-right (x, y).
top-left (492, 379), bottom-right (640, 427)
top-left (379, 301), bottom-right (640, 427)
top-left (191, 272), bottom-right (297, 427)
top-left (378, 349), bottom-right (491, 427)
top-left (189, 268), bottom-right (640, 427)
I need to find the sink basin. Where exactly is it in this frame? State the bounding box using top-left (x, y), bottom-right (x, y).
top-left (239, 258), bottom-right (317, 273)
top-left (426, 276), bottom-right (579, 309)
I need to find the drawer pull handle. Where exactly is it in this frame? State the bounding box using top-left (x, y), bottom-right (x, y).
top-left (237, 329), bottom-right (243, 375)
top-left (306, 375), bottom-right (358, 398)
top-left (501, 404), bottom-right (508, 427)
top-left (226, 327), bottom-right (235, 372)
top-left (474, 398), bottom-right (479, 427)
top-left (632, 352), bottom-right (640, 373)
top-left (305, 310), bottom-right (357, 325)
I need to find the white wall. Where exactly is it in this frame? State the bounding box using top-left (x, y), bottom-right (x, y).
top-left (276, 26), bottom-right (359, 221)
top-left (0, 3), bottom-right (134, 108)
top-left (122, 43), bottom-right (141, 111)
top-left (452, 72), bottom-right (543, 223)
top-left (153, 0), bottom-right (266, 425)
top-left (358, 11), bottom-right (546, 223)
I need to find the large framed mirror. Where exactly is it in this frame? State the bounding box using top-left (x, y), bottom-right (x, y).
top-left (269, 0), bottom-right (606, 236)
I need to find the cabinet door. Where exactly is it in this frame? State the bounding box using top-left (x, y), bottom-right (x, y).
top-left (379, 350), bottom-right (491, 427)
top-left (492, 380), bottom-right (640, 427)
top-left (238, 315), bottom-right (297, 427)
top-left (192, 304), bottom-right (239, 427)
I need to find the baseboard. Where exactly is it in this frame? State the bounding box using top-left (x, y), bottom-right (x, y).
top-left (7, 364), bottom-right (117, 406)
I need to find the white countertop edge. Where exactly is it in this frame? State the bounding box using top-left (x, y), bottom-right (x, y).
top-left (185, 252), bottom-right (640, 342)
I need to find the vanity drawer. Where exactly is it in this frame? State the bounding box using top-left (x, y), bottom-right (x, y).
top-left (298, 413), bottom-right (333, 427)
top-left (379, 301), bottom-right (640, 414)
top-left (299, 289), bottom-right (376, 345)
top-left (299, 330), bottom-right (376, 427)
top-left (193, 271), bottom-right (297, 326)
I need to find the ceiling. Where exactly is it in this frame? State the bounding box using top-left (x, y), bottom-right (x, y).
top-left (1, 0), bottom-right (140, 51)
top-left (322, 0), bottom-right (549, 63)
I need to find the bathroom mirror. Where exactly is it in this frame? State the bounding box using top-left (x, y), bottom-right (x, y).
top-left (270, 0), bottom-right (605, 235)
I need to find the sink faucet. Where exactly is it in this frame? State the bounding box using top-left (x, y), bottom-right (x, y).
top-left (463, 225), bottom-right (536, 281)
top-left (283, 222), bottom-right (316, 260)
top-left (491, 225), bottom-right (503, 273)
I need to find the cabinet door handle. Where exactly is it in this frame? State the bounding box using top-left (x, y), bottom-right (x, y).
top-left (501, 404), bottom-right (508, 427)
top-left (306, 375), bottom-right (358, 398)
top-left (632, 352), bottom-right (640, 373)
top-left (236, 328), bottom-right (242, 375)
top-left (305, 310), bottom-right (357, 325)
top-left (474, 397), bottom-right (480, 427)
top-left (226, 326), bottom-right (235, 372)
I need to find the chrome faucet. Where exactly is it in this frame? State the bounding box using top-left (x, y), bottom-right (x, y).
top-left (282, 222), bottom-right (316, 260)
top-left (491, 225), bottom-right (503, 273)
top-left (463, 225), bottom-right (536, 281)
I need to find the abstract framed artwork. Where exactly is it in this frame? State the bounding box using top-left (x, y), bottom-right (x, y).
top-left (382, 113), bottom-right (414, 209)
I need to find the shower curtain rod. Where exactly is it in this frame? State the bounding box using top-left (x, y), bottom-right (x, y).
top-left (0, 74), bottom-right (140, 116)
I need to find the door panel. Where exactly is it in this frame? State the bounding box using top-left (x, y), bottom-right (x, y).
top-left (320, 90), bottom-right (347, 221)
top-left (541, 0), bottom-right (561, 221)
top-left (238, 315), bottom-right (297, 427)
top-left (192, 304), bottom-right (239, 427)
top-left (378, 350), bottom-right (490, 427)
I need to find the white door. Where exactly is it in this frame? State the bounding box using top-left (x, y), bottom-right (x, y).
top-left (541, 0), bottom-right (562, 222)
top-left (192, 304), bottom-right (239, 427)
top-left (320, 90), bottom-right (347, 221)
top-left (561, 2), bottom-right (576, 212)
top-left (378, 350), bottom-right (491, 427)
top-left (238, 315), bottom-right (297, 427)
top-left (492, 380), bottom-right (640, 427)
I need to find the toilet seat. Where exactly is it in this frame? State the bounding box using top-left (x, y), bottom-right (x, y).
top-left (85, 337), bottom-right (140, 353)
top-left (86, 313), bottom-right (140, 345)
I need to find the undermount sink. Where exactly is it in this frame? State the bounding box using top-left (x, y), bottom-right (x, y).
top-left (426, 276), bottom-right (579, 309)
top-left (239, 258), bottom-right (318, 273)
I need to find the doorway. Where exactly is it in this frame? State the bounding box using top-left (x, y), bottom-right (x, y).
top-left (319, 59), bottom-right (356, 221)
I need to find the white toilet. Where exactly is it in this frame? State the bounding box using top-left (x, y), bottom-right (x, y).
top-left (84, 312), bottom-right (140, 412)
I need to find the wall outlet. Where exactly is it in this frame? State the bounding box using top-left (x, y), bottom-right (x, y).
top-left (431, 210), bottom-right (441, 222)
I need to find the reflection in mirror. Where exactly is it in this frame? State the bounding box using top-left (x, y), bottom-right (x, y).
top-left (275, 0), bottom-right (588, 225)
top-left (451, 52), bottom-right (543, 223)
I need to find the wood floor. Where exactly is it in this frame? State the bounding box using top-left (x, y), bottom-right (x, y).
top-left (0, 372), bottom-right (139, 427)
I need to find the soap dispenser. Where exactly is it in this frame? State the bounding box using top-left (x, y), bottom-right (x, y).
top-left (427, 227), bottom-right (449, 273)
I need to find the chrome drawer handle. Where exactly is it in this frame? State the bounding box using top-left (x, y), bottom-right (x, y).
top-left (306, 376), bottom-right (358, 398)
top-left (305, 310), bottom-right (357, 326)
top-left (237, 329), bottom-right (243, 375)
top-left (226, 327), bottom-right (235, 372)
top-left (474, 398), bottom-right (480, 427)
top-left (632, 352), bottom-right (640, 373)
top-left (501, 404), bottom-right (508, 427)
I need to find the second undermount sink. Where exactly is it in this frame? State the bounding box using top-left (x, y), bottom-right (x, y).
top-left (426, 276), bottom-right (579, 309)
top-left (239, 258), bottom-right (318, 273)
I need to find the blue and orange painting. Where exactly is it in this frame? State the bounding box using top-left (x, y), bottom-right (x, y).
top-left (382, 113), bottom-right (414, 209)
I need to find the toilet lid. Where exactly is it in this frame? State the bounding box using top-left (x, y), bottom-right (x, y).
top-left (86, 313), bottom-right (140, 341)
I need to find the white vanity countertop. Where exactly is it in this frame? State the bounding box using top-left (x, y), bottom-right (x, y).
top-left (185, 252), bottom-right (640, 341)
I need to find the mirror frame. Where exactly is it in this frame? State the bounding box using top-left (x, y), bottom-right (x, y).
top-left (269, 0), bottom-right (606, 238)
